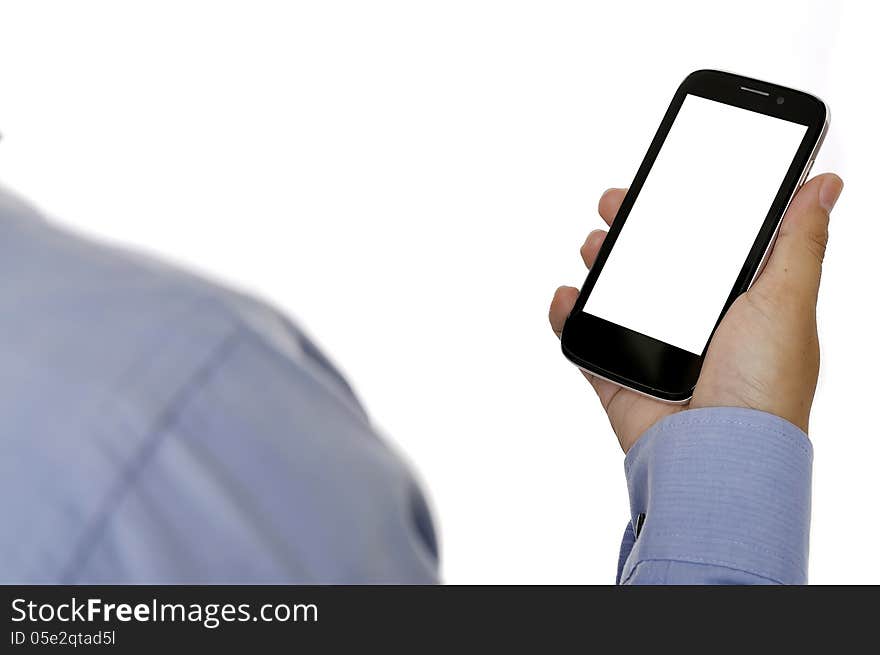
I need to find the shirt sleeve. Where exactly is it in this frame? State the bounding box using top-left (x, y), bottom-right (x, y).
top-left (618, 406), bottom-right (813, 585)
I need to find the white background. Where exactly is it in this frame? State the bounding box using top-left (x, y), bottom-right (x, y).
top-left (585, 95), bottom-right (808, 355)
top-left (0, 1), bottom-right (875, 583)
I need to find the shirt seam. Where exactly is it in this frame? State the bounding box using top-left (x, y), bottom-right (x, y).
top-left (58, 324), bottom-right (246, 583)
top-left (645, 530), bottom-right (806, 569)
top-left (621, 557), bottom-right (787, 585)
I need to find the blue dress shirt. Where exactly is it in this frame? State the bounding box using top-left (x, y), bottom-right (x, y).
top-left (618, 407), bottom-right (812, 584)
top-left (0, 184), bottom-right (811, 584)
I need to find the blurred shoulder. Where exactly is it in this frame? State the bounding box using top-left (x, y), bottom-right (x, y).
top-left (0, 183), bottom-right (351, 397)
top-left (0, 186), bottom-right (401, 583)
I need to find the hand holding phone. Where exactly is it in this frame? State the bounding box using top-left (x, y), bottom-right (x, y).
top-left (550, 172), bottom-right (842, 452)
top-left (562, 72), bottom-right (830, 401)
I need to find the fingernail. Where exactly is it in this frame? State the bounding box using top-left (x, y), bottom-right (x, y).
top-left (819, 176), bottom-right (843, 213)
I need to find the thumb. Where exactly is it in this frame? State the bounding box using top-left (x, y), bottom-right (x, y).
top-left (756, 172), bottom-right (843, 301)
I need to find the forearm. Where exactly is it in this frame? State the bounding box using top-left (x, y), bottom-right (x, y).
top-left (617, 407), bottom-right (813, 585)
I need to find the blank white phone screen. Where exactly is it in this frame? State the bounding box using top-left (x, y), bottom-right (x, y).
top-left (583, 94), bottom-right (807, 355)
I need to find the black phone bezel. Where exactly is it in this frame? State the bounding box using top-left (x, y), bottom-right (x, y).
top-left (560, 69), bottom-right (828, 402)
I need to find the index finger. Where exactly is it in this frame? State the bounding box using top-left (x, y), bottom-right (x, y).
top-left (598, 188), bottom-right (628, 226)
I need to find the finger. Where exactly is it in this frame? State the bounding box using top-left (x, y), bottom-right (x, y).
top-left (580, 229), bottom-right (608, 268)
top-left (550, 284), bottom-right (641, 422)
top-left (756, 173), bottom-right (843, 302)
top-left (598, 188), bottom-right (627, 226)
top-left (549, 286), bottom-right (579, 338)
top-left (549, 286), bottom-right (615, 393)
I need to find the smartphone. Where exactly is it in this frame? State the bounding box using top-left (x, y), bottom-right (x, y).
top-left (561, 69), bottom-right (829, 402)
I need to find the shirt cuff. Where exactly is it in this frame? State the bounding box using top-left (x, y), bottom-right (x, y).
top-left (621, 406), bottom-right (813, 585)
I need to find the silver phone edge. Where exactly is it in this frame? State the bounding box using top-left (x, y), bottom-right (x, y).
top-left (748, 107), bottom-right (829, 289)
